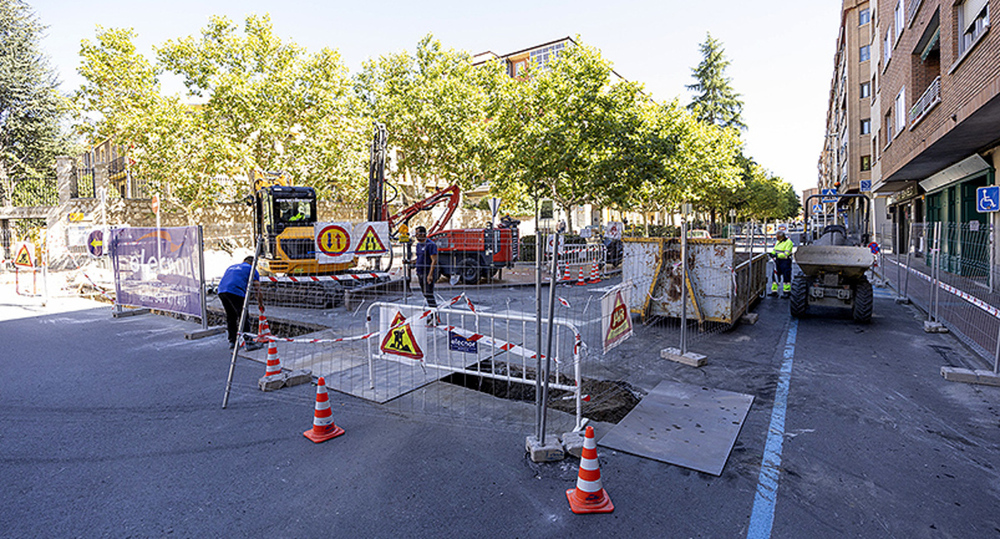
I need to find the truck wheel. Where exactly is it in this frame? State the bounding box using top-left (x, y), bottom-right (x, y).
top-left (853, 279), bottom-right (873, 323)
top-left (790, 275), bottom-right (809, 317)
top-left (458, 257), bottom-right (481, 285)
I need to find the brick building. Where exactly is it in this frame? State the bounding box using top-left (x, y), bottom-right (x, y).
top-left (869, 0), bottom-right (999, 258)
top-left (819, 0), bottom-right (874, 238)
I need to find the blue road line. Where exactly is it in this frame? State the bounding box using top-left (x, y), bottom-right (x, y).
top-left (747, 318), bottom-right (798, 539)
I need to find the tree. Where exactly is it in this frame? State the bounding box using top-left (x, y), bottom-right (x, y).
top-left (490, 41), bottom-right (648, 232)
top-left (76, 27), bottom-right (217, 221)
top-left (354, 34), bottom-right (507, 202)
top-left (686, 33), bottom-right (745, 131)
top-left (156, 14), bottom-right (367, 201)
top-left (0, 0), bottom-right (70, 203)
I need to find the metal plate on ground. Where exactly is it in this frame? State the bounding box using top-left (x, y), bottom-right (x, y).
top-left (597, 379), bottom-right (753, 476)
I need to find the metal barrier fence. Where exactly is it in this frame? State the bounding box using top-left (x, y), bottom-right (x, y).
top-left (875, 222), bottom-right (1000, 372)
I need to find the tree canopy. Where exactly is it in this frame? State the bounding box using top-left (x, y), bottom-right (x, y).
top-left (686, 33), bottom-right (745, 131)
top-left (0, 0), bottom-right (70, 195)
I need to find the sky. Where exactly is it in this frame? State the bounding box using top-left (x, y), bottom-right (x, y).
top-left (29, 0), bottom-right (842, 196)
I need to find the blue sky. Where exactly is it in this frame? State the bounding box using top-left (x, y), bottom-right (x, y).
top-left (31, 0), bottom-right (842, 195)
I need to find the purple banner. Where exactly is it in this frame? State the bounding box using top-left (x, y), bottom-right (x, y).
top-left (110, 226), bottom-right (203, 317)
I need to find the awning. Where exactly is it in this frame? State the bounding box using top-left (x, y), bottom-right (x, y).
top-left (918, 154), bottom-right (990, 194)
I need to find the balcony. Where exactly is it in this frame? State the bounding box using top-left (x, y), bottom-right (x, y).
top-left (909, 76), bottom-right (941, 128)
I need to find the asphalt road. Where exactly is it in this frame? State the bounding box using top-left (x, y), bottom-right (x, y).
top-left (2, 281), bottom-right (999, 538)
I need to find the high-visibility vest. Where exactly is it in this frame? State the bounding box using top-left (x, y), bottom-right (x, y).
top-left (773, 238), bottom-right (794, 259)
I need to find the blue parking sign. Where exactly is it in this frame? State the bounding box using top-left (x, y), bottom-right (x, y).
top-left (977, 186), bottom-right (999, 213)
top-left (860, 180), bottom-right (871, 192)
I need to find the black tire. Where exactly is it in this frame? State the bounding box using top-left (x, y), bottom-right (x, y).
top-left (853, 278), bottom-right (873, 323)
top-left (790, 275), bottom-right (809, 318)
top-left (457, 257), bottom-right (481, 285)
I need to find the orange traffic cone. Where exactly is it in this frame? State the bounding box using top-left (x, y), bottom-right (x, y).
top-left (304, 377), bottom-right (345, 443)
top-left (264, 342), bottom-right (282, 377)
top-left (560, 264), bottom-right (572, 282)
top-left (566, 426), bottom-right (614, 514)
top-left (256, 314), bottom-right (272, 342)
top-left (587, 262), bottom-right (601, 284)
top-left (574, 266), bottom-right (587, 286)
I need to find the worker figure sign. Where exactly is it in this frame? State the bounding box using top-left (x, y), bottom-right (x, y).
top-left (770, 231), bottom-right (794, 298)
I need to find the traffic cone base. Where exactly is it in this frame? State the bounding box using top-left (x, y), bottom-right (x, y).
top-left (566, 487), bottom-right (614, 514)
top-left (304, 423), bottom-right (345, 443)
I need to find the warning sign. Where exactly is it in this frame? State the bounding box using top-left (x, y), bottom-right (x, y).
top-left (352, 221), bottom-right (389, 257)
top-left (14, 243), bottom-right (34, 268)
top-left (379, 311), bottom-right (424, 360)
top-left (315, 222), bottom-right (353, 264)
top-left (602, 285), bottom-right (633, 353)
top-left (606, 221), bottom-right (623, 241)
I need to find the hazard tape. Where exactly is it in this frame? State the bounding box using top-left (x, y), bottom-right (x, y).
top-left (251, 293), bottom-right (474, 345)
top-left (262, 272), bottom-right (390, 283)
top-left (891, 259), bottom-right (1000, 320)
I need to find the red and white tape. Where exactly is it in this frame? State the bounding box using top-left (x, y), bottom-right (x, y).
top-left (892, 260), bottom-right (1000, 320)
top-left (262, 272), bottom-right (389, 283)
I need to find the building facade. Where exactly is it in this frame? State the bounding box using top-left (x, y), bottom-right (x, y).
top-left (872, 0), bottom-right (998, 256)
top-left (819, 0), bottom-right (874, 239)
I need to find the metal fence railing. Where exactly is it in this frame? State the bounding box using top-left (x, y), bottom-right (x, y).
top-left (875, 222), bottom-right (1000, 373)
top-left (73, 166), bottom-right (96, 199)
top-left (0, 177), bottom-right (58, 207)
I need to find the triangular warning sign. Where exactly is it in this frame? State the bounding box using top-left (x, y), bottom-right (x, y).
top-left (14, 244), bottom-right (33, 268)
top-left (604, 291), bottom-right (633, 348)
top-left (380, 311), bottom-right (424, 360)
top-left (355, 225), bottom-right (388, 255)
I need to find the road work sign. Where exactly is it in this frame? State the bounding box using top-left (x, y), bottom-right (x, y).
top-left (14, 243), bottom-right (35, 268)
top-left (352, 221), bottom-right (390, 257)
top-left (602, 284), bottom-right (633, 353)
top-left (379, 310), bottom-right (425, 360)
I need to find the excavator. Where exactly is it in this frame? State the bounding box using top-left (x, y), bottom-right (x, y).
top-left (248, 122), bottom-right (518, 302)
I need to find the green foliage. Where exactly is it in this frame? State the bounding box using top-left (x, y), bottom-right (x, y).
top-left (490, 40), bottom-right (651, 232)
top-left (0, 0), bottom-right (71, 193)
top-left (156, 14), bottom-right (367, 202)
top-left (355, 35), bottom-right (504, 196)
top-left (738, 155), bottom-right (801, 220)
top-left (686, 33), bottom-right (745, 130)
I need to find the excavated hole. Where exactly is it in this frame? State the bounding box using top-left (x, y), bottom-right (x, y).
top-left (442, 361), bottom-right (645, 424)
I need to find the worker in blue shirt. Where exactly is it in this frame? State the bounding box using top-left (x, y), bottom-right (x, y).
top-left (218, 256), bottom-right (264, 350)
top-left (407, 226), bottom-right (438, 309)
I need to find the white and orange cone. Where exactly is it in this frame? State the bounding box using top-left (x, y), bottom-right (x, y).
top-left (574, 266), bottom-right (587, 286)
top-left (264, 342), bottom-right (282, 377)
top-left (566, 426), bottom-right (614, 514)
top-left (560, 264), bottom-right (572, 282)
top-left (587, 262), bottom-right (601, 284)
top-left (304, 377), bottom-right (345, 443)
top-left (256, 314), bottom-right (272, 343)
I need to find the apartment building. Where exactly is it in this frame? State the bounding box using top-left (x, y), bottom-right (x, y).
top-left (870, 0), bottom-right (999, 257)
top-left (819, 1), bottom-right (874, 239)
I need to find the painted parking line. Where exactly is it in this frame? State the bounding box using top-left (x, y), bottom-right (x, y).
top-left (747, 318), bottom-right (798, 539)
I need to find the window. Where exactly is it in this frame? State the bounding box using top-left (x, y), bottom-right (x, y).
top-left (861, 119), bottom-right (871, 134)
top-left (885, 109), bottom-right (894, 143)
top-left (894, 0), bottom-right (905, 40)
top-left (884, 29), bottom-right (893, 64)
top-left (861, 155), bottom-right (872, 171)
top-left (529, 42), bottom-right (567, 71)
top-left (958, 0), bottom-right (990, 55)
top-left (860, 8), bottom-right (871, 25)
top-left (895, 88), bottom-right (907, 134)
top-left (860, 82), bottom-right (871, 98)
top-left (860, 45), bottom-right (870, 62)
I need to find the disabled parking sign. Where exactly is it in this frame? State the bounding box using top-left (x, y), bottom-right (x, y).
top-left (976, 186), bottom-right (999, 213)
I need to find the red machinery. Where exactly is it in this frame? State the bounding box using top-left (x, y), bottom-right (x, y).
top-left (366, 124), bottom-right (518, 284)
